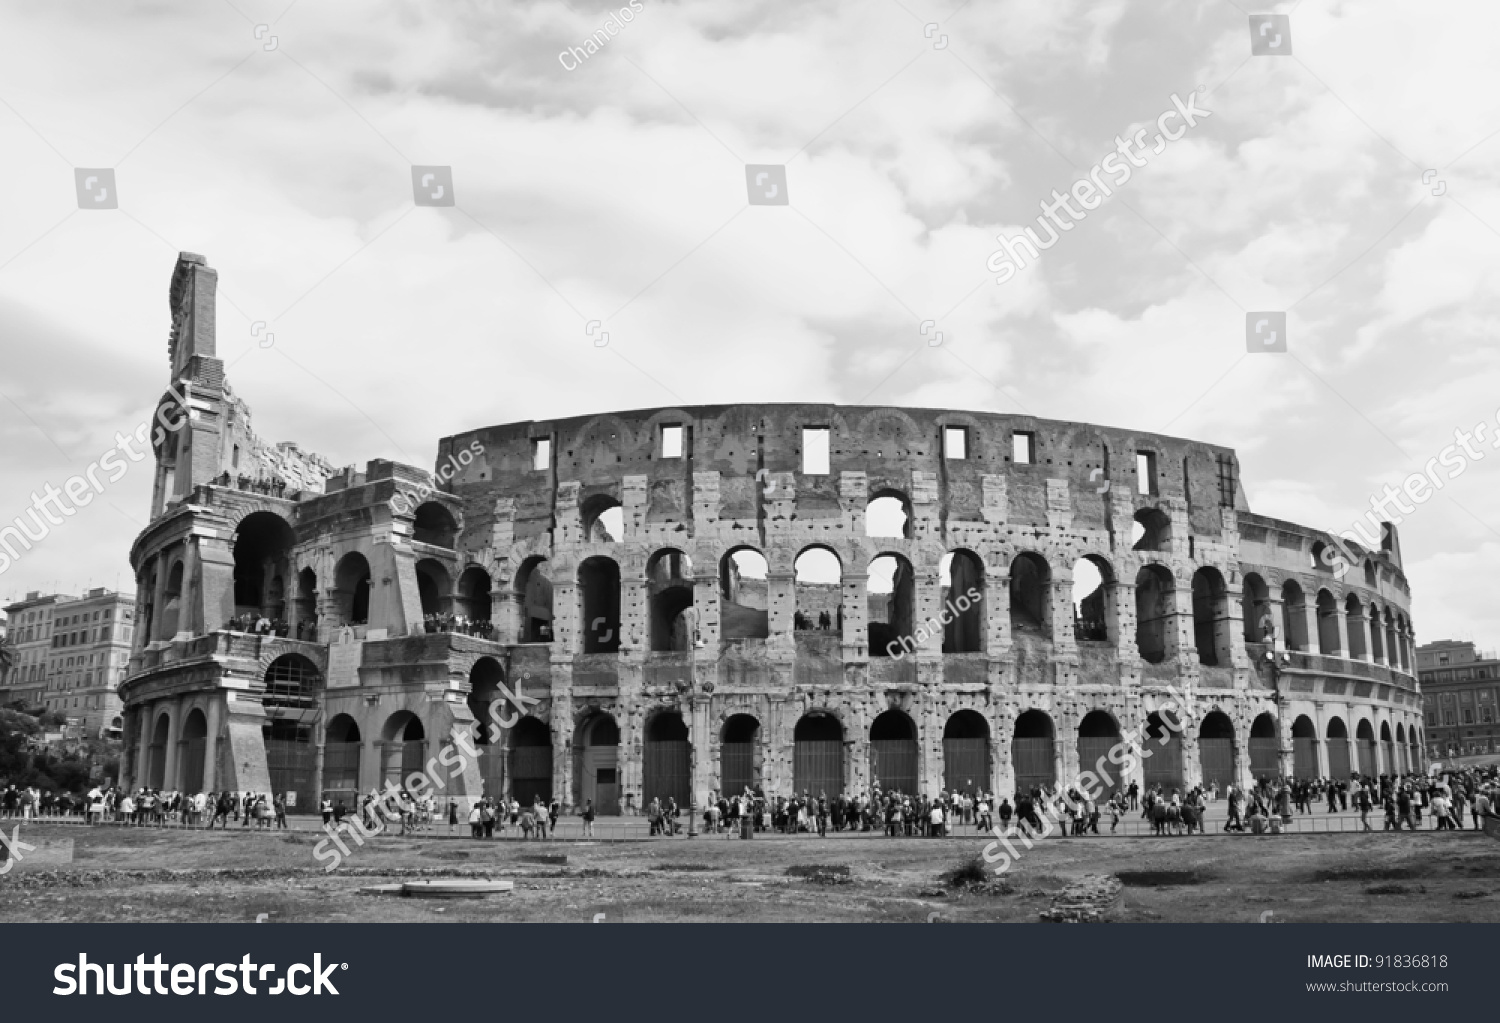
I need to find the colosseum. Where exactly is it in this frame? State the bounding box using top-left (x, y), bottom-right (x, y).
top-left (118, 253), bottom-right (1426, 815)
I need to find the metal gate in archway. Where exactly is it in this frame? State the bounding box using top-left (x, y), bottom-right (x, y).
top-left (794, 741), bottom-right (843, 798)
top-left (870, 740), bottom-right (919, 797)
top-left (1198, 739), bottom-right (1235, 790)
top-left (1292, 738), bottom-right (1318, 779)
top-left (1075, 737), bottom-right (1122, 797)
top-left (1011, 738), bottom-right (1055, 796)
top-left (643, 740), bottom-right (691, 808)
top-left (1249, 738), bottom-right (1280, 780)
top-left (1142, 733), bottom-right (1183, 792)
top-left (1327, 739), bottom-right (1351, 778)
top-left (942, 739), bottom-right (990, 795)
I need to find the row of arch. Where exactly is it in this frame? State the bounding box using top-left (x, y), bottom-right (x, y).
top-left (1241, 574), bottom-right (1413, 670)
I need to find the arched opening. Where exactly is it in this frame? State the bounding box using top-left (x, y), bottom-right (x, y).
top-left (1009, 552), bottom-right (1051, 638)
top-left (147, 712), bottom-right (170, 789)
top-left (943, 710), bottom-right (990, 794)
top-left (1369, 602), bottom-right (1386, 662)
top-left (1383, 608), bottom-right (1398, 670)
top-left (1396, 614), bottom-right (1411, 671)
top-left (865, 492), bottom-right (912, 539)
top-left (1011, 710), bottom-right (1055, 796)
top-left (1343, 594), bottom-right (1366, 660)
top-left (515, 557), bottom-right (553, 642)
top-left (1291, 714), bottom-right (1318, 778)
top-left (869, 709), bottom-right (918, 796)
top-left (295, 567), bottom-right (318, 639)
top-left (1198, 710), bottom-right (1236, 790)
top-left (1132, 508), bottom-right (1171, 552)
top-left (1309, 541), bottom-right (1336, 574)
top-left (793, 713), bottom-right (844, 798)
top-left (1315, 589), bottom-right (1340, 655)
top-left (573, 713), bottom-right (620, 814)
top-left (867, 553), bottom-right (915, 657)
top-left (1070, 555), bottom-right (1113, 643)
top-left (380, 711), bottom-right (427, 788)
top-left (1242, 573), bottom-right (1271, 643)
top-left (1280, 581), bottom-right (1308, 652)
top-left (333, 552), bottom-right (371, 627)
top-left (1326, 716), bottom-right (1351, 778)
top-left (180, 708), bottom-right (208, 793)
top-left (416, 559), bottom-right (453, 618)
top-left (1192, 567), bottom-right (1231, 666)
top-left (1355, 719), bottom-right (1376, 776)
top-left (718, 548), bottom-right (769, 641)
top-left (412, 502), bottom-right (458, 548)
top-left (1134, 564), bottom-right (1176, 663)
top-left (161, 561), bottom-right (184, 639)
top-left (793, 546), bottom-right (842, 632)
top-left (720, 714), bottom-right (760, 796)
top-left (1249, 713), bottom-right (1279, 780)
top-left (263, 653), bottom-right (321, 709)
top-left (579, 556), bottom-right (622, 653)
top-left (1395, 722), bottom-right (1408, 773)
top-left (1076, 710), bottom-right (1123, 797)
top-left (457, 567), bottom-right (493, 625)
top-left (642, 710), bottom-right (690, 807)
top-left (1379, 720), bottom-right (1394, 776)
top-left (467, 656), bottom-right (505, 746)
top-left (232, 511), bottom-right (296, 620)
top-left (647, 549), bottom-right (695, 652)
top-left (1142, 710), bottom-right (1184, 793)
top-left (581, 494), bottom-right (624, 543)
top-left (324, 714), bottom-right (362, 808)
top-left (263, 656), bottom-right (319, 812)
top-left (941, 550), bottom-right (986, 652)
top-left (508, 717), bottom-right (553, 806)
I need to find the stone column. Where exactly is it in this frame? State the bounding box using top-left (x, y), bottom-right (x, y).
top-left (203, 695), bottom-right (223, 791)
top-left (162, 698), bottom-right (183, 789)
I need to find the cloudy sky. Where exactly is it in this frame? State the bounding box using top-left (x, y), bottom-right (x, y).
top-left (0, 0), bottom-right (1497, 648)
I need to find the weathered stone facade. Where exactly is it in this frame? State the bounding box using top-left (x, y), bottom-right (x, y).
top-left (118, 254), bottom-right (1425, 813)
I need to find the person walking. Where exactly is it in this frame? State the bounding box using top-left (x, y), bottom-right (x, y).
top-left (1356, 785), bottom-right (1372, 832)
top-left (582, 799), bottom-right (596, 838)
top-left (273, 794), bottom-right (288, 830)
top-left (321, 796), bottom-right (333, 826)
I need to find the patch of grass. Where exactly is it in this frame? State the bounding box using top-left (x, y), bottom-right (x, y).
top-left (941, 856), bottom-right (989, 888)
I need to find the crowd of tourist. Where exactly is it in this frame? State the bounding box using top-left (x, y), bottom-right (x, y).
top-left (421, 613), bottom-right (495, 638)
top-left (0, 785), bottom-right (293, 828)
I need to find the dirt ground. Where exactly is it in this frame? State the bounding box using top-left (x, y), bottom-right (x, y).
top-left (3, 823), bottom-right (1498, 923)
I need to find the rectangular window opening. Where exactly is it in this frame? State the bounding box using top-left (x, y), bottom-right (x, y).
top-left (531, 437), bottom-right (551, 472)
top-left (802, 427), bottom-right (830, 475)
top-left (1137, 451), bottom-right (1158, 495)
top-left (944, 426), bottom-right (967, 460)
top-left (1012, 431), bottom-right (1035, 464)
top-left (661, 424), bottom-right (684, 458)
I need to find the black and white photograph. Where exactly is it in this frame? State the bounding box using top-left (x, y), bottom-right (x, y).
top-left (0, 0), bottom-right (1497, 1008)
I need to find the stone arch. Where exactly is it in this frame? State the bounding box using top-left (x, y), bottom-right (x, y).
top-left (793, 711), bottom-right (844, 798)
top-left (1076, 709), bottom-right (1123, 796)
top-left (942, 709), bottom-right (990, 794)
top-left (1198, 709), bottom-right (1236, 790)
top-left (1280, 580), bottom-right (1308, 651)
top-left (869, 708), bottom-right (918, 796)
top-left (579, 556), bottom-right (622, 653)
top-left (1326, 716), bottom-right (1351, 777)
top-left (147, 709), bottom-right (171, 789)
top-left (1242, 572), bottom-right (1272, 643)
top-left (1009, 551), bottom-right (1051, 638)
top-left (645, 548), bottom-right (694, 651)
top-left (415, 558), bottom-right (453, 618)
top-left (719, 713), bottom-right (761, 797)
top-left (1191, 566), bottom-right (1231, 666)
top-left (942, 549), bottom-right (986, 652)
top-left (333, 551), bottom-right (371, 626)
top-left (573, 710), bottom-right (621, 815)
top-left (1011, 709), bottom-right (1055, 795)
top-left (580, 492), bottom-right (624, 544)
top-left (515, 556), bottom-right (554, 643)
top-left (1135, 564), bottom-right (1175, 663)
top-left (865, 489), bottom-right (912, 539)
top-left (719, 546), bottom-right (769, 641)
top-left (1249, 712), bottom-right (1279, 780)
top-left (180, 708), bottom-right (208, 792)
top-left (456, 565), bottom-right (493, 623)
top-left (232, 510), bottom-right (297, 618)
top-left (867, 551), bottom-right (915, 657)
top-left (642, 708), bottom-right (691, 808)
top-left (412, 502), bottom-right (458, 548)
top-left (1070, 554), bottom-right (1114, 643)
top-left (509, 716), bottom-right (553, 806)
top-left (1315, 588), bottom-right (1340, 655)
top-left (793, 544), bottom-right (842, 631)
top-left (1142, 710), bottom-right (1184, 793)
